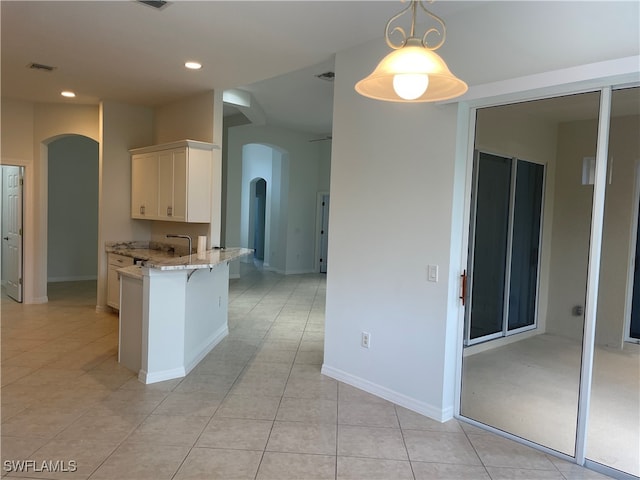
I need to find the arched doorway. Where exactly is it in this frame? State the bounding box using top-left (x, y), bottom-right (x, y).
top-left (46, 135), bottom-right (99, 290)
top-left (252, 178), bottom-right (267, 261)
top-left (240, 143), bottom-right (289, 273)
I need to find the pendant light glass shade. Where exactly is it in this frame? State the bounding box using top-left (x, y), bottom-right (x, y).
top-left (355, 1), bottom-right (468, 103)
top-left (355, 38), bottom-right (467, 102)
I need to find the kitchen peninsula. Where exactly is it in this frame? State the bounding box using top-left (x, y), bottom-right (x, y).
top-left (108, 242), bottom-right (252, 384)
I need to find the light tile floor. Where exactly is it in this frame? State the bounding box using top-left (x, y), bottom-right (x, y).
top-left (1, 264), bottom-right (612, 479)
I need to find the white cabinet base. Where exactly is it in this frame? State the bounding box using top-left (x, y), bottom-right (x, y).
top-left (120, 263), bottom-right (230, 384)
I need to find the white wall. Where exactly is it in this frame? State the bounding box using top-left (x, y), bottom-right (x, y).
top-left (98, 101), bottom-right (154, 308)
top-left (323, 4), bottom-right (639, 420)
top-left (601, 113), bottom-right (640, 347)
top-left (547, 114), bottom-right (640, 347)
top-left (324, 39), bottom-right (460, 420)
top-left (240, 143), bottom-right (279, 270)
top-left (151, 90), bottom-right (224, 249)
top-left (155, 91), bottom-right (215, 145)
top-left (47, 135), bottom-right (99, 282)
top-left (1, 99), bottom-right (35, 299)
top-left (0, 100), bottom-right (99, 303)
top-left (226, 124), bottom-right (326, 276)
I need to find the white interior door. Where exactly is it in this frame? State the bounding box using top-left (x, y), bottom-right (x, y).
top-left (2, 166), bottom-right (23, 302)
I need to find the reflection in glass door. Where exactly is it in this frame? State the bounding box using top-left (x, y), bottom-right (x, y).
top-left (630, 193), bottom-right (640, 341)
top-left (466, 152), bottom-right (544, 345)
top-left (461, 90), bottom-right (602, 457)
top-left (586, 86), bottom-right (640, 477)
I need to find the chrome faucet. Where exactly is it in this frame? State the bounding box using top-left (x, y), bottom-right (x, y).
top-left (166, 234), bottom-right (192, 255)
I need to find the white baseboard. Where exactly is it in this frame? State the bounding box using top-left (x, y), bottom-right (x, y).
top-left (284, 268), bottom-right (315, 275)
top-left (184, 325), bottom-right (229, 375)
top-left (138, 367), bottom-right (186, 385)
top-left (137, 325), bottom-right (229, 385)
top-left (95, 305), bottom-right (113, 313)
top-left (321, 364), bottom-right (452, 422)
top-left (48, 275), bottom-right (97, 283)
top-left (26, 296), bottom-right (48, 304)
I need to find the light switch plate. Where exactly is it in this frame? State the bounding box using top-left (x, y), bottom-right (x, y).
top-left (427, 265), bottom-right (439, 282)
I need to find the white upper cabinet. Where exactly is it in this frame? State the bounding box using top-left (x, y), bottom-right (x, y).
top-left (130, 140), bottom-right (218, 223)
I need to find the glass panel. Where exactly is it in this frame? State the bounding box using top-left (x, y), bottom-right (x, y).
top-left (462, 91), bottom-right (601, 457)
top-left (587, 86), bottom-right (640, 476)
top-left (631, 193), bottom-right (640, 340)
top-left (508, 160), bottom-right (544, 331)
top-left (469, 152), bottom-right (512, 340)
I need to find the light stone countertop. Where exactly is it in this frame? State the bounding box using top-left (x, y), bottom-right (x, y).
top-left (142, 247), bottom-right (253, 271)
top-left (107, 241), bottom-right (253, 273)
top-left (117, 265), bottom-right (144, 280)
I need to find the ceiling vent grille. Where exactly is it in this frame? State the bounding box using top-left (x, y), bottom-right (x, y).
top-left (315, 71), bottom-right (335, 82)
top-left (138, 1), bottom-right (170, 10)
top-left (28, 62), bottom-right (56, 72)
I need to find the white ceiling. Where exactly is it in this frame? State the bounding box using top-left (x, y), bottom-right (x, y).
top-left (2, 1), bottom-right (639, 136)
top-left (1, 0), bottom-right (477, 135)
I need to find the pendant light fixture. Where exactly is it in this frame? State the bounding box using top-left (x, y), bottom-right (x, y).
top-left (355, 0), bottom-right (467, 102)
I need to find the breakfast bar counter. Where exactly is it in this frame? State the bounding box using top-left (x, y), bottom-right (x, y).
top-left (117, 247), bottom-right (253, 384)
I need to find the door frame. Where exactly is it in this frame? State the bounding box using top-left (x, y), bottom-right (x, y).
top-left (315, 191), bottom-right (330, 273)
top-left (453, 73), bottom-right (639, 478)
top-left (623, 159), bottom-right (640, 344)
top-left (1, 164), bottom-right (24, 302)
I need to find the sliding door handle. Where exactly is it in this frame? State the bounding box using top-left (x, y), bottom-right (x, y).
top-left (460, 270), bottom-right (467, 306)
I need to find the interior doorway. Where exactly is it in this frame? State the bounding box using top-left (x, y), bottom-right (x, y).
top-left (47, 135), bottom-right (99, 283)
top-left (253, 178), bottom-right (266, 261)
top-left (1, 165), bottom-right (24, 302)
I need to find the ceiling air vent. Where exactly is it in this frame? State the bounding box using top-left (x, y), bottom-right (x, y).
top-left (28, 62), bottom-right (56, 72)
top-left (315, 71), bottom-right (335, 82)
top-left (138, 0), bottom-right (170, 10)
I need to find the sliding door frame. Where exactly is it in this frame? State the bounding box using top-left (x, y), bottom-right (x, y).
top-left (623, 160), bottom-right (640, 344)
top-left (453, 66), bottom-right (640, 478)
top-left (574, 86), bottom-right (611, 466)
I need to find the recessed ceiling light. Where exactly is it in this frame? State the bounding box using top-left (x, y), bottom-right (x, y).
top-left (185, 61), bottom-right (202, 70)
top-left (61, 91), bottom-right (76, 98)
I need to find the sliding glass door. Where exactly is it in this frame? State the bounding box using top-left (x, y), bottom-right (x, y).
top-left (586, 86), bottom-right (640, 477)
top-left (466, 152), bottom-right (544, 345)
top-left (461, 87), bottom-right (640, 477)
top-left (461, 90), bottom-right (601, 457)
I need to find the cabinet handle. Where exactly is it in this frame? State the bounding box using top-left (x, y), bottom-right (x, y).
top-left (140, 205), bottom-right (145, 215)
top-left (167, 206), bottom-right (172, 217)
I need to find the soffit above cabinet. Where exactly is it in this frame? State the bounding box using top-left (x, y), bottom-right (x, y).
top-left (129, 139), bottom-right (219, 155)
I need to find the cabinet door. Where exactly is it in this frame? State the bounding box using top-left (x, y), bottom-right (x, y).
top-left (172, 149), bottom-right (187, 221)
top-left (185, 147), bottom-right (213, 222)
top-left (107, 265), bottom-right (120, 309)
top-left (132, 153), bottom-right (158, 218)
top-left (157, 148), bottom-right (187, 222)
top-left (158, 150), bottom-right (174, 219)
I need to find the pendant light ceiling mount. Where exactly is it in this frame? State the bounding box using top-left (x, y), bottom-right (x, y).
top-left (355, 0), bottom-right (467, 103)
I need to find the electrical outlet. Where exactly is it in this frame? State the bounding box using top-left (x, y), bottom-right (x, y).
top-left (361, 332), bottom-right (370, 349)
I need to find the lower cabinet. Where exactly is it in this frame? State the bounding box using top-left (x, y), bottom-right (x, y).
top-left (119, 273), bottom-right (143, 373)
top-left (107, 253), bottom-right (134, 310)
